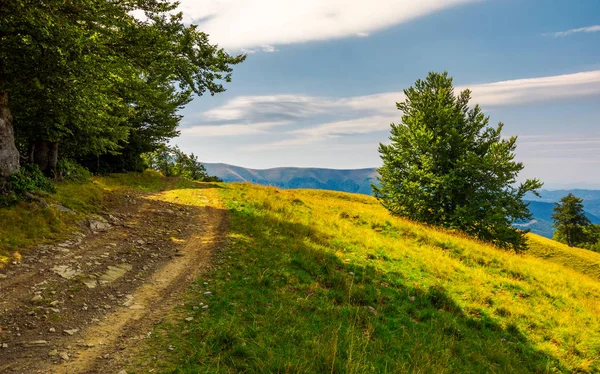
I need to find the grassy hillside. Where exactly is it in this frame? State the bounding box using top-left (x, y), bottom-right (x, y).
top-left (141, 182), bottom-right (600, 373)
top-left (527, 233), bottom-right (600, 282)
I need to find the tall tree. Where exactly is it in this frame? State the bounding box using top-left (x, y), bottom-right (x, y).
top-left (552, 193), bottom-right (590, 247)
top-left (374, 72), bottom-right (542, 251)
top-left (0, 0), bottom-right (244, 177)
top-left (0, 91), bottom-right (18, 185)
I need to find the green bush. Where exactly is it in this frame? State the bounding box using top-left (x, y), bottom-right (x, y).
top-left (143, 144), bottom-right (221, 182)
top-left (58, 159), bottom-right (92, 183)
top-left (10, 164), bottom-right (56, 195)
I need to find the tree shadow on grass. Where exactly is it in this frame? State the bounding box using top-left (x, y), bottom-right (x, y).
top-left (171, 204), bottom-right (569, 374)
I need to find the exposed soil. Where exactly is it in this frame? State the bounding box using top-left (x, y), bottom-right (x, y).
top-left (0, 186), bottom-right (227, 373)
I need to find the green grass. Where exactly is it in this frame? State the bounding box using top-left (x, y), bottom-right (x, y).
top-left (95, 170), bottom-right (203, 193)
top-left (0, 171), bottom-right (210, 265)
top-left (3, 174), bottom-right (599, 372)
top-left (139, 183), bottom-right (600, 373)
top-left (527, 233), bottom-right (600, 282)
top-left (0, 180), bottom-right (104, 263)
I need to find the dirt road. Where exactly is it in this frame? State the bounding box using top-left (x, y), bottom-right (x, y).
top-left (0, 186), bottom-right (227, 373)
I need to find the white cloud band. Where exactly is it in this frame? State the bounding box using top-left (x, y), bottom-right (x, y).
top-left (177, 0), bottom-right (476, 50)
top-left (184, 70), bottom-right (600, 143)
top-left (545, 24), bottom-right (600, 37)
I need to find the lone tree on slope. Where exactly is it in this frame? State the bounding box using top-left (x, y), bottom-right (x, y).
top-left (552, 193), bottom-right (590, 247)
top-left (374, 72), bottom-right (542, 251)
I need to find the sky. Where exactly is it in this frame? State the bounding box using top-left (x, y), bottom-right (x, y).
top-left (170, 0), bottom-right (600, 189)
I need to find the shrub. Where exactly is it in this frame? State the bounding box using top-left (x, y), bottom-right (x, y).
top-left (57, 159), bottom-right (92, 183)
top-left (10, 164), bottom-right (56, 195)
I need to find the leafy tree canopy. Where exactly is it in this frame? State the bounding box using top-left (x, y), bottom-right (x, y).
top-left (0, 0), bottom-right (245, 177)
top-left (374, 72), bottom-right (542, 251)
top-left (143, 144), bottom-right (221, 182)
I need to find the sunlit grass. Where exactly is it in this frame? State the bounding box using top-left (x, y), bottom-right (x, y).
top-left (527, 233), bottom-right (600, 282)
top-left (0, 180), bottom-right (104, 264)
top-left (140, 183), bottom-right (600, 373)
top-left (3, 172), bottom-right (599, 372)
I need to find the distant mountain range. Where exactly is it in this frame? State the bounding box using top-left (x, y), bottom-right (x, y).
top-left (203, 163), bottom-right (378, 195)
top-left (204, 163), bottom-right (600, 239)
top-left (516, 200), bottom-right (600, 238)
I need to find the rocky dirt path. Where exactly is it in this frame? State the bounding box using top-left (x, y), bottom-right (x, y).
top-left (0, 186), bottom-right (227, 373)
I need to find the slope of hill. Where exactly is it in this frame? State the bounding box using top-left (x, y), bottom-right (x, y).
top-left (203, 162), bottom-right (378, 194)
top-left (527, 233), bottom-right (600, 281)
top-left (138, 182), bottom-right (600, 373)
top-left (204, 163), bottom-right (600, 239)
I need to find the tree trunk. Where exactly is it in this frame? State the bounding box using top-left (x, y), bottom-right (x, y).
top-left (31, 139), bottom-right (60, 177)
top-left (27, 143), bottom-right (35, 164)
top-left (48, 141), bottom-right (59, 177)
top-left (0, 91), bottom-right (20, 183)
top-left (33, 139), bottom-right (50, 172)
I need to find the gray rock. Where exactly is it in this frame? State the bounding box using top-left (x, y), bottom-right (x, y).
top-left (88, 216), bottom-right (111, 231)
top-left (52, 265), bottom-right (79, 279)
top-left (98, 264), bottom-right (132, 284)
top-left (82, 279), bottom-right (98, 289)
top-left (64, 329), bottom-right (79, 336)
top-left (54, 204), bottom-right (75, 214)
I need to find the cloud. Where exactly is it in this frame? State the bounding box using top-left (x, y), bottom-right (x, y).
top-left (291, 116), bottom-right (392, 137)
top-left (467, 70), bottom-right (600, 106)
top-left (190, 70), bottom-right (600, 147)
top-left (202, 69), bottom-right (600, 123)
top-left (241, 45), bottom-right (278, 54)
top-left (180, 121), bottom-right (290, 137)
top-left (246, 116), bottom-right (392, 150)
top-left (175, 0), bottom-right (476, 50)
top-left (545, 24), bottom-right (600, 37)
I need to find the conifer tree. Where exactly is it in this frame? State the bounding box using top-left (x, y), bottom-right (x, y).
top-left (552, 193), bottom-right (590, 247)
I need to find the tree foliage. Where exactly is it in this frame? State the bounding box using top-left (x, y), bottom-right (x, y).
top-left (374, 72), bottom-right (542, 251)
top-left (144, 145), bottom-right (221, 182)
top-left (0, 0), bottom-right (244, 179)
top-left (552, 193), bottom-right (591, 247)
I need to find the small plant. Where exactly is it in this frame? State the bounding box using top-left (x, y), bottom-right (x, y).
top-left (57, 159), bottom-right (92, 183)
top-left (10, 164), bottom-right (56, 195)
